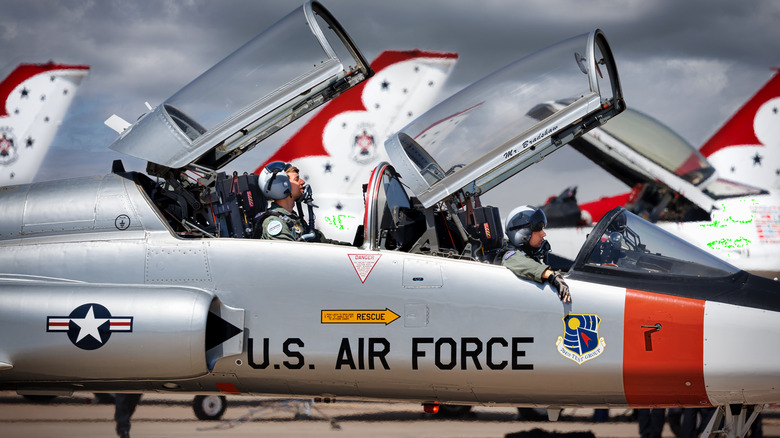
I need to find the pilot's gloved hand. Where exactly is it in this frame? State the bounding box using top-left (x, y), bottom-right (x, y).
top-left (548, 272), bottom-right (571, 303)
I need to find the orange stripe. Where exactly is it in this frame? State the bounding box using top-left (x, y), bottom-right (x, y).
top-left (623, 289), bottom-right (710, 407)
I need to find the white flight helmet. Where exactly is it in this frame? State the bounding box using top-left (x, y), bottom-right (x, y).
top-left (505, 205), bottom-right (547, 248)
top-left (258, 161), bottom-right (293, 200)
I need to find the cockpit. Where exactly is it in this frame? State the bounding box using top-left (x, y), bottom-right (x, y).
top-left (364, 30), bottom-right (624, 261)
top-left (360, 28), bottom-right (772, 306)
top-left (106, 2), bottom-right (372, 240)
top-left (577, 207), bottom-right (739, 278)
top-left (565, 207), bottom-right (777, 303)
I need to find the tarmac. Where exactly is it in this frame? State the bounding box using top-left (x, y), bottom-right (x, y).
top-left (1, 392), bottom-right (778, 438)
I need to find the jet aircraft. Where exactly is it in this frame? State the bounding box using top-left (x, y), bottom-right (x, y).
top-left (0, 62), bottom-right (90, 185)
top-left (0, 4), bottom-right (776, 438)
top-left (535, 72), bottom-right (780, 275)
top-left (255, 49), bottom-right (458, 243)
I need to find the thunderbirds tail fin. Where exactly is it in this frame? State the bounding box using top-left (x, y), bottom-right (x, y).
top-left (0, 62), bottom-right (89, 185)
top-left (700, 68), bottom-right (780, 190)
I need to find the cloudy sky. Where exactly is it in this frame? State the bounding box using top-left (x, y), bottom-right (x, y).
top-left (2, 0), bottom-right (779, 205)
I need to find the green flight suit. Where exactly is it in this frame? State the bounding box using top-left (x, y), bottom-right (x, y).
top-left (500, 248), bottom-right (549, 283)
top-left (259, 202), bottom-right (332, 243)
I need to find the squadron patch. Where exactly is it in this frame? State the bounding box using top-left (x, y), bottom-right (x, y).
top-left (47, 303), bottom-right (133, 350)
top-left (503, 250), bottom-right (516, 260)
top-left (267, 219), bottom-right (283, 236)
top-left (0, 130), bottom-right (18, 165)
top-left (556, 314), bottom-right (605, 364)
top-left (351, 125), bottom-right (377, 164)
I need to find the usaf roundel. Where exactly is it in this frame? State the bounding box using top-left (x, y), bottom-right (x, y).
top-left (47, 303), bottom-right (133, 350)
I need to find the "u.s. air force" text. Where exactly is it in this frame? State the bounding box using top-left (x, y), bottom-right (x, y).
top-left (247, 336), bottom-right (533, 371)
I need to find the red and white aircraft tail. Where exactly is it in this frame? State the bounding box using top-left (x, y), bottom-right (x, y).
top-left (699, 68), bottom-right (780, 191)
top-left (255, 50), bottom-right (458, 242)
top-left (0, 62), bottom-right (89, 186)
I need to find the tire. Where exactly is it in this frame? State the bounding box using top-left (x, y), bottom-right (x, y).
top-left (192, 395), bottom-right (227, 421)
top-left (22, 395), bottom-right (57, 403)
top-left (437, 404), bottom-right (473, 418)
top-left (517, 407), bottom-right (556, 421)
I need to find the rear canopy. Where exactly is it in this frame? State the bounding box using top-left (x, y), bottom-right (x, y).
top-left (110, 1), bottom-right (371, 172)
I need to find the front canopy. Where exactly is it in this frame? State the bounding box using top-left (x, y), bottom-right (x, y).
top-left (385, 29), bottom-right (623, 208)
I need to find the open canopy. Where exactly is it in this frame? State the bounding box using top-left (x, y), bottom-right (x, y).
top-left (384, 29), bottom-right (623, 208)
top-left (109, 1), bottom-right (371, 172)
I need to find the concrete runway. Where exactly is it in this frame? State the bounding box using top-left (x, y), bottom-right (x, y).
top-left (1, 392), bottom-right (779, 438)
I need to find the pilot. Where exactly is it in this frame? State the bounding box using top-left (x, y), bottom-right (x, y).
top-left (501, 205), bottom-right (571, 303)
top-left (254, 161), bottom-right (340, 243)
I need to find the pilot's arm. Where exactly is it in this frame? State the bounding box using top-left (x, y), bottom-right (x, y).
top-left (501, 250), bottom-right (548, 283)
top-left (502, 251), bottom-right (571, 303)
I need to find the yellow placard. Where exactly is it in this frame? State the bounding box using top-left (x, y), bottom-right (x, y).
top-left (321, 308), bottom-right (400, 325)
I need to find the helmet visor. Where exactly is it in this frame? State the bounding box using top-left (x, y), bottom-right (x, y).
top-left (265, 161), bottom-right (292, 175)
top-left (529, 209), bottom-right (547, 232)
top-left (508, 208), bottom-right (547, 232)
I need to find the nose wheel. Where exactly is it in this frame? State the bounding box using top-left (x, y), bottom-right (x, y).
top-left (193, 395), bottom-right (227, 421)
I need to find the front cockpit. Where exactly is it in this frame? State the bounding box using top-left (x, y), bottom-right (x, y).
top-left (385, 30), bottom-right (623, 209)
top-left (364, 30), bottom-right (623, 262)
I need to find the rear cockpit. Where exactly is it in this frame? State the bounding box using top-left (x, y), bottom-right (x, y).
top-left (130, 164), bottom-right (269, 239)
top-left (102, 2), bottom-right (372, 241)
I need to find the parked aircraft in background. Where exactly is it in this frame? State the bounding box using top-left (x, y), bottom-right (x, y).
top-left (538, 71), bottom-right (780, 275)
top-left (256, 49), bottom-right (458, 243)
top-left (0, 62), bottom-right (89, 186)
top-left (0, 3), bottom-right (775, 436)
top-left (700, 68), bottom-right (780, 192)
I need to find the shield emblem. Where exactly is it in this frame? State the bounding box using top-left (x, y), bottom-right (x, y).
top-left (556, 314), bottom-right (606, 364)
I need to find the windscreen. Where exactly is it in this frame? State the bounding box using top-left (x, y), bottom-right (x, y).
top-left (583, 209), bottom-right (739, 277)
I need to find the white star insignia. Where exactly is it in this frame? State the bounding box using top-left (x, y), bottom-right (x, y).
top-left (73, 305), bottom-right (108, 343)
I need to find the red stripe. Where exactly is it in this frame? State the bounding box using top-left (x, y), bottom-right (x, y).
top-left (623, 289), bottom-right (709, 407)
top-left (110, 322), bottom-right (132, 327)
top-left (48, 322), bottom-right (69, 327)
top-left (216, 382), bottom-right (240, 394)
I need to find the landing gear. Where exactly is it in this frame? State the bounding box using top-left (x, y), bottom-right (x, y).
top-left (701, 405), bottom-right (762, 438)
top-left (192, 395), bottom-right (227, 421)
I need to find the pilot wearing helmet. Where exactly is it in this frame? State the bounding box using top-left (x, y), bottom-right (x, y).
top-left (502, 205), bottom-right (571, 303)
top-left (254, 161), bottom-right (338, 243)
